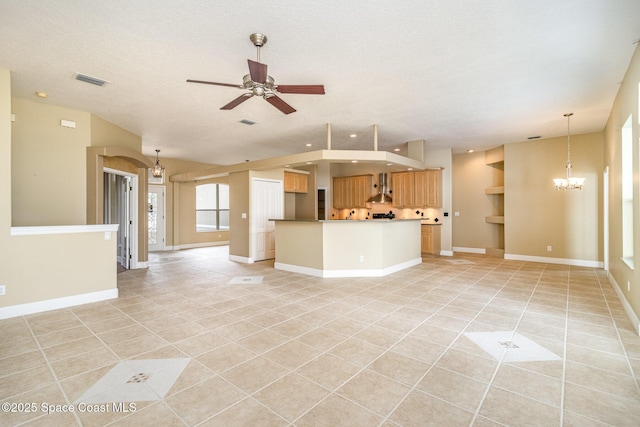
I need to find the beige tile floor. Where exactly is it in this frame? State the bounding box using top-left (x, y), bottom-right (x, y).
top-left (1, 246), bottom-right (640, 426)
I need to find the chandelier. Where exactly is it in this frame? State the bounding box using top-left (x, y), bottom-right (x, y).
top-left (553, 113), bottom-right (585, 190)
top-left (152, 149), bottom-right (165, 178)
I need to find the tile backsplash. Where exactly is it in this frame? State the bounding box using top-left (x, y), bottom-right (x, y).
top-left (331, 206), bottom-right (442, 222)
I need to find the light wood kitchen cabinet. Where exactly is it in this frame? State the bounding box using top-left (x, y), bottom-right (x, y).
top-left (333, 175), bottom-right (373, 208)
top-left (391, 172), bottom-right (415, 208)
top-left (421, 224), bottom-right (441, 255)
top-left (414, 169), bottom-right (442, 208)
top-left (392, 169), bottom-right (442, 208)
top-left (284, 171), bottom-right (308, 193)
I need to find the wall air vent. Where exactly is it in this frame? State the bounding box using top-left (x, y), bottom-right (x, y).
top-left (239, 119), bottom-right (256, 125)
top-left (74, 72), bottom-right (109, 86)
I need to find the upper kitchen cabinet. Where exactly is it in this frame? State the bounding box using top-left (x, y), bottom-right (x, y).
top-left (391, 172), bottom-right (415, 208)
top-left (284, 171), bottom-right (309, 193)
top-left (414, 169), bottom-right (442, 208)
top-left (392, 169), bottom-right (442, 208)
top-left (333, 174), bottom-right (373, 209)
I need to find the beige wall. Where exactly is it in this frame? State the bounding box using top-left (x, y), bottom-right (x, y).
top-left (605, 44), bottom-right (640, 322)
top-left (228, 170), bottom-right (251, 258)
top-left (1, 69), bottom-right (13, 246)
top-left (1, 69), bottom-right (118, 313)
top-left (294, 165), bottom-right (317, 220)
top-left (90, 115), bottom-right (141, 149)
top-left (453, 133), bottom-right (603, 261)
top-left (505, 132), bottom-right (603, 261)
top-left (452, 151), bottom-right (497, 249)
top-left (11, 98), bottom-right (91, 226)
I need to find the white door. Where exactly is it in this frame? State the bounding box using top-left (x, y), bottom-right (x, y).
top-left (252, 179), bottom-right (283, 261)
top-left (104, 168), bottom-right (139, 270)
top-left (120, 176), bottom-right (132, 269)
top-left (148, 185), bottom-right (165, 251)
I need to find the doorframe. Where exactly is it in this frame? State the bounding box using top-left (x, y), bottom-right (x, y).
top-left (148, 184), bottom-right (166, 252)
top-left (251, 178), bottom-right (284, 262)
top-left (104, 167), bottom-right (140, 269)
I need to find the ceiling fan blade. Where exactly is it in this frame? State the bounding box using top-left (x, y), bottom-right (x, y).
top-left (265, 95), bottom-right (296, 114)
top-left (220, 93), bottom-right (253, 110)
top-left (186, 79), bottom-right (242, 88)
top-left (276, 85), bottom-right (325, 95)
top-left (248, 59), bottom-right (268, 84)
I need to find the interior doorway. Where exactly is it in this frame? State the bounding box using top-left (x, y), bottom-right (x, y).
top-left (317, 187), bottom-right (327, 220)
top-left (148, 185), bottom-right (165, 252)
top-left (103, 168), bottom-right (138, 270)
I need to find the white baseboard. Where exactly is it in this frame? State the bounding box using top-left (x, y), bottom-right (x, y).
top-left (440, 250), bottom-right (454, 257)
top-left (608, 272), bottom-right (640, 336)
top-left (229, 254), bottom-right (254, 264)
top-left (453, 247), bottom-right (486, 254)
top-left (504, 253), bottom-right (603, 268)
top-left (175, 241), bottom-right (229, 250)
top-left (274, 258), bottom-right (422, 278)
top-left (0, 288), bottom-right (119, 320)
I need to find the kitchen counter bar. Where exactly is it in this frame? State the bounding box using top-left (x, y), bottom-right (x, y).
top-left (272, 219), bottom-right (422, 278)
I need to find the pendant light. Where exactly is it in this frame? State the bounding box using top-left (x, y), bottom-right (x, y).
top-left (553, 113), bottom-right (585, 190)
top-left (152, 149), bottom-right (165, 178)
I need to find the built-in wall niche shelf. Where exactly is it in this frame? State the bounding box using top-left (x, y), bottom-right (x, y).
top-left (484, 145), bottom-right (505, 257)
top-left (485, 215), bottom-right (504, 224)
top-left (484, 186), bottom-right (504, 195)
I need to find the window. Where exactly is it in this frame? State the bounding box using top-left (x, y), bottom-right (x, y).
top-left (196, 184), bottom-right (229, 232)
top-left (621, 113), bottom-right (633, 267)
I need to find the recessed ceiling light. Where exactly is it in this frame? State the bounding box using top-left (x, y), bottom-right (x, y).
top-left (351, 160), bottom-right (358, 163)
top-left (305, 143), bottom-right (312, 147)
top-left (467, 149), bottom-right (475, 153)
top-left (394, 148), bottom-right (400, 152)
top-left (349, 134), bottom-right (357, 138)
top-left (35, 91), bottom-right (48, 98)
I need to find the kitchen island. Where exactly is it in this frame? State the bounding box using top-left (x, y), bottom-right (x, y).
top-left (272, 219), bottom-right (422, 278)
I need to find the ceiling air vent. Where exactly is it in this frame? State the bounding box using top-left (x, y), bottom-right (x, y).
top-left (239, 119), bottom-right (256, 125)
top-left (74, 72), bottom-right (109, 87)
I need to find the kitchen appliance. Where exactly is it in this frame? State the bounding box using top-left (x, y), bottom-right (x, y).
top-left (367, 173), bottom-right (393, 204)
top-left (372, 211), bottom-right (395, 219)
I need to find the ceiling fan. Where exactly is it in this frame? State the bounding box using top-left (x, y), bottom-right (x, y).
top-left (187, 33), bottom-right (325, 114)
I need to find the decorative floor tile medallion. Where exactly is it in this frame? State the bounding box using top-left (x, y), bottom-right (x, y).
top-left (463, 331), bottom-right (561, 362)
top-left (229, 276), bottom-right (264, 284)
top-left (76, 358), bottom-right (190, 403)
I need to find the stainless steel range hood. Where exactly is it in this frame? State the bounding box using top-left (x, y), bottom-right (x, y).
top-left (367, 173), bottom-right (392, 204)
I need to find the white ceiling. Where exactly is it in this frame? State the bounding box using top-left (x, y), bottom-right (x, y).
top-left (1, 0), bottom-right (639, 165)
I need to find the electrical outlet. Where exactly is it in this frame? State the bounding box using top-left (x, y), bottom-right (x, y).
top-left (546, 246), bottom-right (552, 252)
top-left (0, 285), bottom-right (5, 296)
top-left (359, 255), bottom-right (364, 263)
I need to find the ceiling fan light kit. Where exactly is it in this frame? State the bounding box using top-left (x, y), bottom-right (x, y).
top-left (187, 33), bottom-right (325, 114)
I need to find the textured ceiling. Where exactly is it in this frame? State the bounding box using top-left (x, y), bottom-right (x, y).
top-left (1, 0), bottom-right (639, 165)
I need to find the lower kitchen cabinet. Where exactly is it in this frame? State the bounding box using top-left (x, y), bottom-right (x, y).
top-left (421, 224), bottom-right (441, 255)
